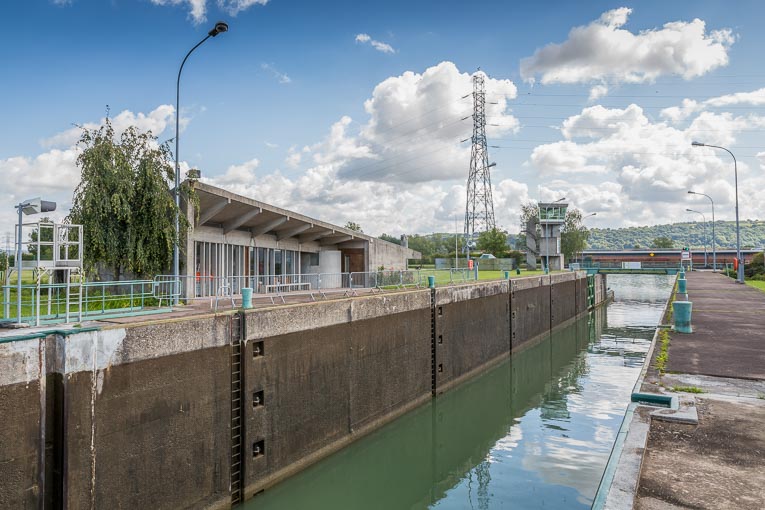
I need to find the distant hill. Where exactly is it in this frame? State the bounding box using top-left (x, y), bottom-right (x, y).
top-left (587, 220), bottom-right (765, 250)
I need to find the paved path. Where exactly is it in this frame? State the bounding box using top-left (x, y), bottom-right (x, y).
top-left (668, 271), bottom-right (765, 380)
top-left (633, 271), bottom-right (765, 510)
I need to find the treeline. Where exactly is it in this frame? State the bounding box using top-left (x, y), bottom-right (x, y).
top-left (587, 220), bottom-right (765, 250)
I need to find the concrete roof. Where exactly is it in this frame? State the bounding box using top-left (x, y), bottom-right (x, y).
top-left (191, 181), bottom-right (382, 246)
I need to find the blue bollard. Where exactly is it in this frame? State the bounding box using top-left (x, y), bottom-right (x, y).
top-left (678, 277), bottom-right (687, 294)
top-left (674, 301), bottom-right (693, 333)
top-left (241, 287), bottom-right (253, 309)
top-left (504, 270), bottom-right (510, 279)
top-left (427, 275), bottom-right (435, 289)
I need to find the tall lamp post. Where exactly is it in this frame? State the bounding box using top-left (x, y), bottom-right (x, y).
top-left (686, 209), bottom-right (708, 268)
top-left (688, 190), bottom-right (716, 271)
top-left (691, 141), bottom-right (742, 283)
top-left (174, 21), bottom-right (229, 305)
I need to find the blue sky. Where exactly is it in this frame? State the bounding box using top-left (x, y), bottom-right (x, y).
top-left (2, 0), bottom-right (765, 239)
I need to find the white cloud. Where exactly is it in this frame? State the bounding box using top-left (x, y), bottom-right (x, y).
top-left (42, 105), bottom-right (177, 148)
top-left (261, 63), bottom-right (292, 84)
top-left (355, 33), bottom-right (396, 54)
top-left (201, 62), bottom-right (526, 235)
top-left (149, 0), bottom-right (267, 24)
top-left (529, 102), bottom-right (765, 227)
top-left (0, 106), bottom-right (188, 239)
top-left (150, 0), bottom-right (207, 24)
top-left (661, 87), bottom-right (765, 122)
top-left (588, 85), bottom-right (609, 102)
top-left (520, 8), bottom-right (734, 91)
top-left (284, 147), bottom-right (301, 168)
top-left (264, 141), bottom-right (278, 149)
top-left (217, 0), bottom-right (269, 16)
top-left (329, 63), bottom-right (518, 183)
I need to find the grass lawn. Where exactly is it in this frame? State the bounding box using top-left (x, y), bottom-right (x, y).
top-left (745, 280), bottom-right (765, 292)
top-left (411, 268), bottom-right (561, 287)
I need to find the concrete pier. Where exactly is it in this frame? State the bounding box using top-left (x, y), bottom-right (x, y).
top-left (0, 272), bottom-right (607, 509)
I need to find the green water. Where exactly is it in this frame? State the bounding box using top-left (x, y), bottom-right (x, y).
top-left (244, 275), bottom-right (675, 510)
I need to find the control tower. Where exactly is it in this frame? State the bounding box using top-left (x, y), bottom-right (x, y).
top-left (538, 202), bottom-right (567, 271)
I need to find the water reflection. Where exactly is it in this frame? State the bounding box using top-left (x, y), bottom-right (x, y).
top-left (245, 275), bottom-right (674, 510)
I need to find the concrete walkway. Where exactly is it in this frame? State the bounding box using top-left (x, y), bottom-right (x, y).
top-left (635, 271), bottom-right (765, 510)
top-left (667, 271), bottom-right (765, 380)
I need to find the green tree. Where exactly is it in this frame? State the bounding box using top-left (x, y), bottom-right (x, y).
top-left (379, 233), bottom-right (401, 245)
top-left (67, 114), bottom-right (192, 279)
top-left (651, 236), bottom-right (675, 249)
top-left (406, 235), bottom-right (436, 261)
top-left (477, 228), bottom-right (508, 256)
top-left (561, 209), bottom-right (590, 262)
top-left (344, 221), bottom-right (363, 233)
top-left (517, 201), bottom-right (540, 249)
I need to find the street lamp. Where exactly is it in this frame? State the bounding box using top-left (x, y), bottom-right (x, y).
top-left (688, 191), bottom-right (716, 271)
top-left (686, 208), bottom-right (708, 268)
top-left (14, 198), bottom-right (56, 324)
top-left (691, 141), bottom-right (742, 283)
top-left (174, 21), bottom-right (229, 305)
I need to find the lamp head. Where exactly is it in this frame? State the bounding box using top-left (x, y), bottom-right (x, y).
top-left (688, 190), bottom-right (695, 194)
top-left (209, 21), bottom-right (229, 37)
top-left (691, 141), bottom-right (705, 147)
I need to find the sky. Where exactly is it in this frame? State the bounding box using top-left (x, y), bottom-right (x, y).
top-left (2, 0), bottom-right (765, 243)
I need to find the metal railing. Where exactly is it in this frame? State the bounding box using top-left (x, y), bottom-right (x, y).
top-left (155, 269), bottom-right (480, 304)
top-left (1, 279), bottom-right (156, 326)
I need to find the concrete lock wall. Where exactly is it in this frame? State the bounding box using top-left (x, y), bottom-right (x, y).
top-left (0, 271), bottom-right (606, 509)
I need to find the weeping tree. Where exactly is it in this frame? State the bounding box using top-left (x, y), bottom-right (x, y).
top-left (67, 113), bottom-right (193, 279)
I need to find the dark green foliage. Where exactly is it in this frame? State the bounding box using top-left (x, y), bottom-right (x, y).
top-left (587, 220), bottom-right (765, 250)
top-left (561, 209), bottom-right (589, 262)
top-left (344, 221), bottom-right (363, 233)
top-left (745, 251), bottom-right (765, 278)
top-left (379, 233), bottom-right (401, 245)
top-left (477, 228), bottom-right (509, 256)
top-left (651, 236), bottom-right (675, 249)
top-left (506, 250), bottom-right (525, 267)
top-left (67, 114), bottom-right (193, 279)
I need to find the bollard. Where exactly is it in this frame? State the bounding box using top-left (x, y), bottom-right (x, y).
top-left (504, 270), bottom-right (510, 279)
top-left (241, 287), bottom-right (253, 309)
top-left (474, 266), bottom-right (479, 281)
top-left (516, 267), bottom-right (521, 275)
top-left (427, 275), bottom-right (436, 289)
top-left (674, 301), bottom-right (693, 333)
top-left (678, 277), bottom-right (687, 294)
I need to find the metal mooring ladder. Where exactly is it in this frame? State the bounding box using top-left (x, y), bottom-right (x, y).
top-left (230, 314), bottom-right (244, 505)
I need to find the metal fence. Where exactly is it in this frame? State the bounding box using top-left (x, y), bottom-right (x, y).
top-left (155, 268), bottom-right (481, 304)
top-left (1, 279), bottom-right (157, 326)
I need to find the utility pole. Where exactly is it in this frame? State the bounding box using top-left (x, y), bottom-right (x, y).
top-left (463, 72), bottom-right (496, 251)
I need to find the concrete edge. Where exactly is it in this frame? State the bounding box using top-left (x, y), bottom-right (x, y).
top-left (592, 278), bottom-right (676, 509)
